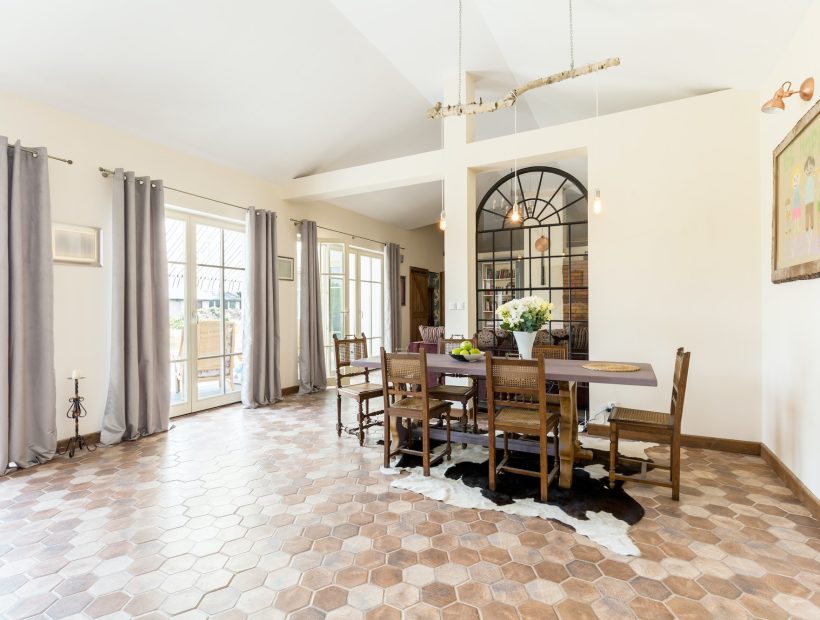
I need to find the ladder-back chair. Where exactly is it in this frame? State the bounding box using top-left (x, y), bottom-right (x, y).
top-left (333, 334), bottom-right (383, 445)
top-left (428, 335), bottom-right (479, 433)
top-left (381, 348), bottom-right (452, 476)
top-left (485, 353), bottom-right (560, 502)
top-left (608, 347), bottom-right (691, 500)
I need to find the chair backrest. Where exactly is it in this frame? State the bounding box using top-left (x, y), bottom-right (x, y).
top-left (380, 347), bottom-right (432, 405)
top-left (670, 347), bottom-right (691, 428)
top-left (333, 333), bottom-right (370, 385)
top-left (485, 353), bottom-right (548, 415)
top-left (532, 343), bottom-right (567, 360)
top-left (475, 328), bottom-right (496, 350)
top-left (437, 334), bottom-right (474, 354)
top-left (418, 325), bottom-right (445, 344)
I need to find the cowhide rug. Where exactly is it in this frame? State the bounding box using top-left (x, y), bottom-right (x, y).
top-left (380, 438), bottom-right (657, 556)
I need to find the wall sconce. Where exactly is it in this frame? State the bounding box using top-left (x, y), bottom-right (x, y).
top-left (592, 189), bottom-right (603, 215)
top-left (761, 77), bottom-right (814, 113)
top-left (438, 209), bottom-right (446, 231)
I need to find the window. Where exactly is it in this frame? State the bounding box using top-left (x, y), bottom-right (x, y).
top-left (166, 211), bottom-right (245, 416)
top-left (318, 241), bottom-right (383, 375)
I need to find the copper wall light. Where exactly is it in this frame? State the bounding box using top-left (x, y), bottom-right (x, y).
top-left (761, 77), bottom-right (814, 113)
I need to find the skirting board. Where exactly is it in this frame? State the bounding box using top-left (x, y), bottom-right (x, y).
top-left (760, 444), bottom-right (820, 520)
top-left (56, 431), bottom-right (101, 454)
top-left (586, 423), bottom-right (819, 519)
top-left (585, 423), bottom-right (761, 455)
top-left (54, 386), bottom-right (301, 451)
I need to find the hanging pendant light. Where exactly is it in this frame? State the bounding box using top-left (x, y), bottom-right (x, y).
top-left (592, 189), bottom-right (602, 215)
top-left (510, 202), bottom-right (521, 222)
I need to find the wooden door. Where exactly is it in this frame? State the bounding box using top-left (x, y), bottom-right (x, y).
top-left (409, 267), bottom-right (429, 344)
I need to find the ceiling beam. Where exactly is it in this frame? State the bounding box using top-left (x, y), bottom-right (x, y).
top-left (280, 149), bottom-right (444, 202)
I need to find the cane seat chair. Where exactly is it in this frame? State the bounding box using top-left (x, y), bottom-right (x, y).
top-left (381, 348), bottom-right (452, 476)
top-left (485, 354), bottom-right (560, 502)
top-left (427, 335), bottom-right (479, 433)
top-left (608, 347), bottom-right (691, 500)
top-left (532, 343), bottom-right (568, 409)
top-left (333, 334), bottom-right (383, 446)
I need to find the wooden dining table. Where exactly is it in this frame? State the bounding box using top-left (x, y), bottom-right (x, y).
top-left (352, 353), bottom-right (657, 489)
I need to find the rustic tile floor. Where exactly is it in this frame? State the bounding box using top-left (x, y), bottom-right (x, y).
top-left (0, 391), bottom-right (818, 619)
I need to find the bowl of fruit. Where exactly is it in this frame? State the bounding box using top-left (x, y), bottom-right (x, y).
top-left (449, 340), bottom-right (485, 362)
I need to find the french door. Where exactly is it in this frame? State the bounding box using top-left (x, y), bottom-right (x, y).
top-left (319, 242), bottom-right (384, 376)
top-left (166, 211), bottom-right (245, 417)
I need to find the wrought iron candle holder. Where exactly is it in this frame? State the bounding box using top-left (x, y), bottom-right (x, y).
top-left (58, 377), bottom-right (97, 458)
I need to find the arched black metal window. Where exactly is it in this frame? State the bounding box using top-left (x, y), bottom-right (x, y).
top-left (476, 166), bottom-right (589, 360)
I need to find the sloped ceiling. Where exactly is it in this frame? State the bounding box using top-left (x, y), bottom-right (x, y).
top-left (0, 0), bottom-right (812, 227)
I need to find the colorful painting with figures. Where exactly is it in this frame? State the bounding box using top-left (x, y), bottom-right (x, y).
top-left (773, 99), bottom-right (820, 282)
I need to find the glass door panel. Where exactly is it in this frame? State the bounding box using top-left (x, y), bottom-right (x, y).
top-left (167, 211), bottom-right (245, 416)
top-left (167, 217), bottom-right (188, 413)
top-left (320, 242), bottom-right (347, 375)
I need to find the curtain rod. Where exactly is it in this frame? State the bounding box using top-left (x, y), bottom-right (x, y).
top-left (290, 218), bottom-right (405, 249)
top-left (98, 167), bottom-right (250, 211)
top-left (7, 144), bottom-right (73, 165)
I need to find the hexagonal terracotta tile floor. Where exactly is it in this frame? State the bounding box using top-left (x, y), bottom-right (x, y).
top-left (0, 390), bottom-right (817, 619)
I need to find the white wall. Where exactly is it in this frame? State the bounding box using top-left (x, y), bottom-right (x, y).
top-left (292, 202), bottom-right (445, 347)
top-left (0, 91), bottom-right (442, 440)
top-left (759, 1), bottom-right (820, 498)
top-left (587, 90), bottom-right (762, 443)
top-left (280, 88), bottom-right (765, 444)
top-left (467, 90), bottom-right (762, 442)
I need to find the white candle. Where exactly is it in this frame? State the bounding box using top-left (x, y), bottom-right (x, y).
top-left (71, 369), bottom-right (80, 380)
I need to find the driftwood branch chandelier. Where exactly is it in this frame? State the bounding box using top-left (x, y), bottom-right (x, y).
top-left (428, 0), bottom-right (620, 120)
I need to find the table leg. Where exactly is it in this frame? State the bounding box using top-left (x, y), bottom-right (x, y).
top-left (559, 380), bottom-right (592, 487)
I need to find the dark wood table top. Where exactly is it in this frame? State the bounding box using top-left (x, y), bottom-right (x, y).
top-left (352, 353), bottom-right (657, 387)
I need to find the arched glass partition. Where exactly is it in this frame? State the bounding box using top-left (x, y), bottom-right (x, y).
top-left (476, 166), bottom-right (589, 360)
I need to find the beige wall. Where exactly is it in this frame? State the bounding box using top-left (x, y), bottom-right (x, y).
top-left (759, 2), bottom-right (820, 498)
top-left (281, 88), bottom-right (765, 444)
top-left (0, 91), bottom-right (442, 439)
top-left (461, 90), bottom-right (762, 442)
top-left (288, 202), bottom-right (445, 348)
top-left (586, 90), bottom-right (761, 442)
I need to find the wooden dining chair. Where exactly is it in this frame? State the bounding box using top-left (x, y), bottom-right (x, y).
top-left (333, 334), bottom-right (383, 446)
top-left (532, 342), bottom-right (567, 409)
top-left (608, 347), bottom-right (691, 500)
top-left (428, 335), bottom-right (479, 432)
top-left (381, 348), bottom-right (452, 476)
top-left (485, 353), bottom-right (560, 502)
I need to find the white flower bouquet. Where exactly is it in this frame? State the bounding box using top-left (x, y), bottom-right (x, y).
top-left (496, 296), bottom-right (554, 332)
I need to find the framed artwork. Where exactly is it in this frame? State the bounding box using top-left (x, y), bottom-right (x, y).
top-left (278, 256), bottom-right (294, 281)
top-left (52, 223), bottom-right (102, 266)
top-left (772, 99), bottom-right (820, 283)
top-left (400, 275), bottom-right (406, 306)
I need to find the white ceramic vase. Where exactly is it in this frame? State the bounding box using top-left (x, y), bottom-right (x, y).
top-left (513, 330), bottom-right (537, 360)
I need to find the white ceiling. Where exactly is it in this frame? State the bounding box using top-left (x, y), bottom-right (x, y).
top-left (0, 0), bottom-right (813, 226)
top-left (329, 181), bottom-right (443, 230)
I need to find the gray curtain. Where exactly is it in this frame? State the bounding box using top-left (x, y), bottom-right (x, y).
top-left (0, 139), bottom-right (56, 473)
top-left (384, 242), bottom-right (401, 352)
top-left (298, 220), bottom-right (327, 393)
top-left (101, 169), bottom-right (170, 444)
top-left (242, 208), bottom-right (281, 407)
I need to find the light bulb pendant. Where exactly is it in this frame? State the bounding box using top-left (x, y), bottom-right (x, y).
top-left (593, 189), bottom-right (602, 215)
top-left (510, 202), bottom-right (522, 222)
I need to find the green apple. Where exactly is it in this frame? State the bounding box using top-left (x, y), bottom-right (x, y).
top-left (470, 348), bottom-right (481, 355)
top-left (461, 340), bottom-right (473, 350)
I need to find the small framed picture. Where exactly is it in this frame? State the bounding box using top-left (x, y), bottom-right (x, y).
top-left (52, 223), bottom-right (102, 266)
top-left (278, 256), bottom-right (294, 281)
